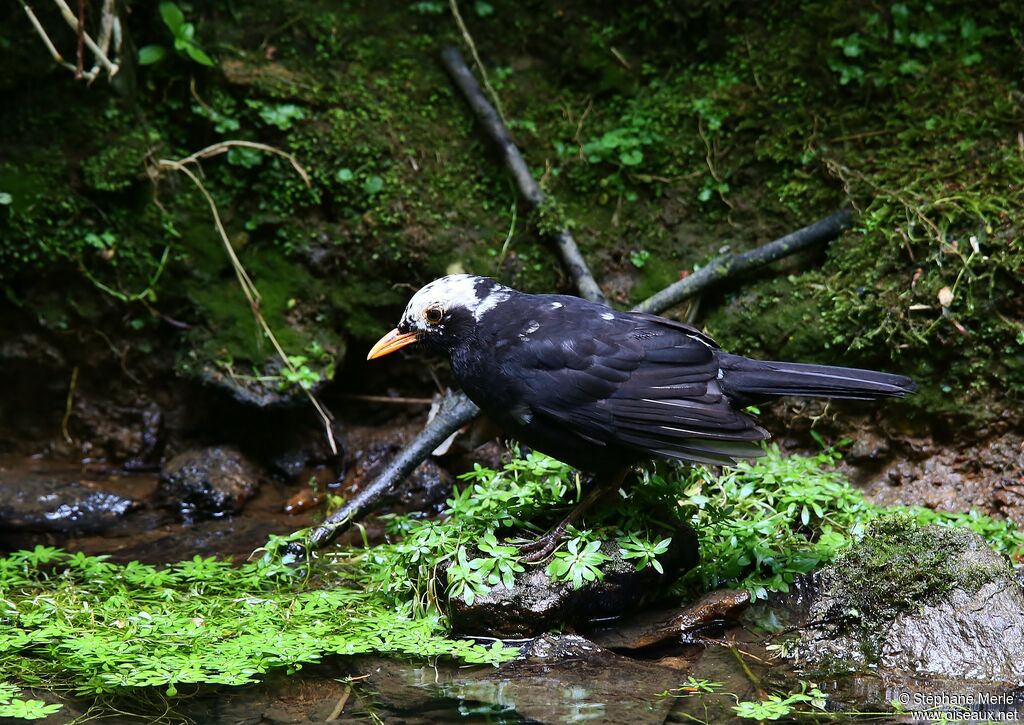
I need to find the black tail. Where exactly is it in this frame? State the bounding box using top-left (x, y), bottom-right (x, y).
top-left (719, 354), bottom-right (915, 401)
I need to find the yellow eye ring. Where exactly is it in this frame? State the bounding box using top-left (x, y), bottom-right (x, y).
top-left (424, 306), bottom-right (443, 324)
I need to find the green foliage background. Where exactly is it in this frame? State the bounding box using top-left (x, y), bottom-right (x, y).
top-left (0, 0), bottom-right (1020, 417)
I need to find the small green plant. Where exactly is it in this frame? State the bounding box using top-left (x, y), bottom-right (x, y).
top-left (733, 682), bottom-right (827, 721)
top-left (247, 101), bottom-right (307, 131)
top-left (827, 5), bottom-right (993, 87)
top-left (0, 682), bottom-right (61, 720)
top-left (661, 675), bottom-right (725, 697)
top-left (546, 537), bottom-right (610, 589)
top-left (629, 249), bottom-right (651, 269)
top-left (617, 532), bottom-right (672, 574)
top-left (476, 531), bottom-right (526, 588)
top-left (278, 342), bottom-right (335, 392)
top-left (138, 2), bottom-right (215, 67)
top-left (446, 546), bottom-right (492, 605)
top-left (409, 1), bottom-right (444, 15)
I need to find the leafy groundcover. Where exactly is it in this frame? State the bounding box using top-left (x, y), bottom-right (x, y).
top-left (2, 445), bottom-right (1022, 719)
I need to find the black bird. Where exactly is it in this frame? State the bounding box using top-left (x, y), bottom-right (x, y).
top-left (368, 274), bottom-right (914, 559)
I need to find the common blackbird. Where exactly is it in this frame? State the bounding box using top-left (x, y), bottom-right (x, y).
top-left (368, 274), bottom-right (914, 559)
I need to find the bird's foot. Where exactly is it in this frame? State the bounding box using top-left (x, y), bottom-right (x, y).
top-left (516, 530), bottom-right (566, 564)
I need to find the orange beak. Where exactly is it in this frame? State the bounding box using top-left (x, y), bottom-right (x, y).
top-left (367, 328), bottom-right (419, 360)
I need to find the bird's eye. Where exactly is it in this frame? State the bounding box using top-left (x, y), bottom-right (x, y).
top-left (424, 306), bottom-right (444, 325)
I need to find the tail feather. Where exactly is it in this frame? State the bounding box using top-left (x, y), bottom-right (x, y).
top-left (720, 354), bottom-right (915, 401)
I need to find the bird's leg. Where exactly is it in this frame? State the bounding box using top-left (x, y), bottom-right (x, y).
top-left (517, 468), bottom-right (627, 564)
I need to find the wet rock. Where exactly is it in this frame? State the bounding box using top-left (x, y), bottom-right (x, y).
top-left (159, 446), bottom-right (265, 518)
top-left (845, 429), bottom-right (890, 465)
top-left (0, 471), bottom-right (139, 533)
top-left (787, 518), bottom-right (1024, 682)
top-left (590, 588), bottom-right (750, 650)
top-left (859, 432), bottom-right (1024, 523)
top-left (447, 525), bottom-right (699, 637)
top-left (342, 425), bottom-right (453, 515)
top-left (187, 360), bottom-right (319, 409)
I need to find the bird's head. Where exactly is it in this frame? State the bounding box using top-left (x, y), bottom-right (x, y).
top-left (367, 274), bottom-right (511, 360)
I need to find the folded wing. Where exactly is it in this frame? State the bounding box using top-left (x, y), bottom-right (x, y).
top-left (512, 313), bottom-right (767, 466)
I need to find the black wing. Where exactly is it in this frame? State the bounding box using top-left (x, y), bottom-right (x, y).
top-left (504, 308), bottom-right (767, 466)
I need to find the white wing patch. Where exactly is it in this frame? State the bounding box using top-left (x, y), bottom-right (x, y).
top-left (519, 320), bottom-right (541, 340)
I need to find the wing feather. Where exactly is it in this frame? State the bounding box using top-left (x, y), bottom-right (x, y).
top-left (509, 310), bottom-right (767, 465)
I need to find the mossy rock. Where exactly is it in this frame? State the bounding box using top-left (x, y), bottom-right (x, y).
top-left (789, 516), bottom-right (1024, 680)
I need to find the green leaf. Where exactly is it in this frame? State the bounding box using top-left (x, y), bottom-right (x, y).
top-left (137, 45), bottom-right (167, 65)
top-left (183, 43), bottom-right (215, 66)
top-left (363, 176), bottom-right (384, 196)
top-left (159, 2), bottom-right (185, 33)
top-left (618, 149), bottom-right (643, 166)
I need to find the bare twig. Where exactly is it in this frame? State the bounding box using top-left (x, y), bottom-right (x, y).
top-left (339, 394), bottom-right (434, 406)
top-left (153, 145), bottom-right (338, 457)
top-left (62, 366), bottom-right (79, 446)
top-left (75, 0), bottom-right (85, 79)
top-left (440, 45), bottom-right (607, 306)
top-left (23, 3), bottom-right (77, 73)
top-left (325, 686), bottom-right (352, 722)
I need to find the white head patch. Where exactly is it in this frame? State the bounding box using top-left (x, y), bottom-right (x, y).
top-left (400, 274), bottom-right (511, 329)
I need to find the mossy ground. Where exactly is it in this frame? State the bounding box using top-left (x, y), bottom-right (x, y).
top-left (1, 0), bottom-right (1021, 415)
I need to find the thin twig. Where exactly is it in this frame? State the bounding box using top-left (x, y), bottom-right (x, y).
top-left (174, 140), bottom-right (311, 187)
top-left (75, 0), bottom-right (84, 79)
top-left (448, 0), bottom-right (507, 125)
top-left (62, 366), bottom-right (79, 446)
top-left (325, 686), bottom-right (351, 722)
top-left (495, 190), bottom-right (518, 271)
top-left (23, 4), bottom-right (77, 73)
top-left (339, 394), bottom-right (434, 406)
top-left (440, 45), bottom-right (607, 305)
top-left (154, 147), bottom-right (337, 456)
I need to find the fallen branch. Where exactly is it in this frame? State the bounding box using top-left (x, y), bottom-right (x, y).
top-left (440, 45), bottom-right (607, 306)
top-left (633, 208), bottom-right (854, 314)
top-left (305, 390), bottom-right (481, 549)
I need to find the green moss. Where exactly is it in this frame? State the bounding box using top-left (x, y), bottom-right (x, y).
top-left (180, 241), bottom-right (346, 370)
top-left (82, 127), bottom-right (160, 193)
top-left (1, 0), bottom-right (1020, 420)
top-left (819, 515), bottom-right (1009, 660)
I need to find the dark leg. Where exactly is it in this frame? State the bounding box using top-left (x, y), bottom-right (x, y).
top-left (518, 468), bottom-right (627, 564)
